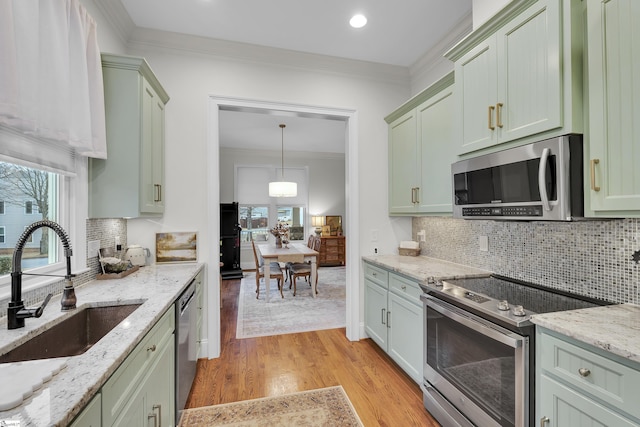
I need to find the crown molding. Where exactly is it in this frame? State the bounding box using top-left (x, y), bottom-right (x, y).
top-left (92, 0), bottom-right (136, 46)
top-left (125, 28), bottom-right (411, 86)
top-left (409, 11), bottom-right (472, 88)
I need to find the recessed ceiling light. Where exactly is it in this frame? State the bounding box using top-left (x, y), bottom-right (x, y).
top-left (349, 14), bottom-right (367, 29)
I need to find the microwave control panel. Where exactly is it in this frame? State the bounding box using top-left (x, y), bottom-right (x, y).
top-left (462, 205), bottom-right (543, 217)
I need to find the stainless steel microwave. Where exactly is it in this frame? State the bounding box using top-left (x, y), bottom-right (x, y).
top-left (452, 134), bottom-right (584, 221)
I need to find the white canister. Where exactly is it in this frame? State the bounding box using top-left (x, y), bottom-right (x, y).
top-left (124, 245), bottom-right (149, 266)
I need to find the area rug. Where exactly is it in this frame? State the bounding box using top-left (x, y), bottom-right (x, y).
top-left (178, 386), bottom-right (363, 427)
top-left (236, 266), bottom-right (345, 339)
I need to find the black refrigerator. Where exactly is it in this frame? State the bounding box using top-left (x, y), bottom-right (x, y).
top-left (220, 202), bottom-right (243, 279)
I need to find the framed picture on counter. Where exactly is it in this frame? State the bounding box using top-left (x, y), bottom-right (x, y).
top-left (156, 232), bottom-right (198, 263)
top-left (321, 225), bottom-right (331, 237)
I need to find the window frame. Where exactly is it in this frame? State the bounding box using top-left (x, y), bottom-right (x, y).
top-left (0, 130), bottom-right (89, 299)
top-left (234, 164), bottom-right (309, 249)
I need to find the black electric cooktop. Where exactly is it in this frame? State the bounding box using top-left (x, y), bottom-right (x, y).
top-left (421, 275), bottom-right (610, 328)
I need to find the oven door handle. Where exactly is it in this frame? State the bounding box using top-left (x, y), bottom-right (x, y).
top-left (426, 296), bottom-right (523, 349)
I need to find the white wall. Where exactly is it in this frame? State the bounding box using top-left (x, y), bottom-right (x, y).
top-left (472, 0), bottom-right (512, 29)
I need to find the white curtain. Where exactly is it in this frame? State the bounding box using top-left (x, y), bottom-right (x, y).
top-left (0, 0), bottom-right (107, 159)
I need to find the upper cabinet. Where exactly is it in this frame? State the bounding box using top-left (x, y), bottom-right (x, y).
top-left (386, 73), bottom-right (456, 215)
top-left (89, 54), bottom-right (170, 218)
top-left (446, 0), bottom-right (583, 156)
top-left (585, 0), bottom-right (640, 217)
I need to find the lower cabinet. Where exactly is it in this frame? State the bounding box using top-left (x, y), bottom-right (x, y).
top-left (70, 392), bottom-right (101, 427)
top-left (537, 328), bottom-right (640, 427)
top-left (110, 336), bottom-right (174, 427)
top-left (195, 271), bottom-right (204, 360)
top-left (364, 261), bottom-right (423, 384)
top-left (103, 306), bottom-right (175, 427)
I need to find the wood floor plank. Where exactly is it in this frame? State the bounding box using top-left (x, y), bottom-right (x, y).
top-left (186, 277), bottom-right (440, 426)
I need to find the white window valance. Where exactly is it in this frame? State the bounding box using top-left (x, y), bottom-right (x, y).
top-left (0, 0), bottom-right (107, 159)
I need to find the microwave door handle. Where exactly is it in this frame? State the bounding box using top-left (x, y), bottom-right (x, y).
top-left (538, 148), bottom-right (551, 211)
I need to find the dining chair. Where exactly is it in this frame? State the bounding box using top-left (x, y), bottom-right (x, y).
top-left (287, 236), bottom-right (320, 296)
top-left (285, 234), bottom-right (315, 283)
top-left (251, 240), bottom-right (284, 299)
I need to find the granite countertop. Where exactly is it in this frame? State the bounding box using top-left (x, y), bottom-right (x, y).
top-left (0, 262), bottom-right (204, 427)
top-left (362, 254), bottom-right (491, 284)
top-left (531, 304), bottom-right (640, 364)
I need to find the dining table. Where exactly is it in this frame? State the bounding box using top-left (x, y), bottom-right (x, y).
top-left (257, 242), bottom-right (319, 302)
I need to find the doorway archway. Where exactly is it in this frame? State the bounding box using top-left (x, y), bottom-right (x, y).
top-left (206, 96), bottom-right (360, 357)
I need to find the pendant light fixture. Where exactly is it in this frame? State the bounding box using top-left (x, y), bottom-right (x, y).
top-left (269, 123), bottom-right (297, 197)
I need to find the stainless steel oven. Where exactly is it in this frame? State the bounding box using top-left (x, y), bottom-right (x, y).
top-left (423, 295), bottom-right (528, 427)
top-left (419, 275), bottom-right (610, 427)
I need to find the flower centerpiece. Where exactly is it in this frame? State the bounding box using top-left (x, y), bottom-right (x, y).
top-left (270, 222), bottom-right (289, 248)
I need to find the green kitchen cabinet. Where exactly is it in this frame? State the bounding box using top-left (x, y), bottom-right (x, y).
top-left (585, 0), bottom-right (640, 217)
top-left (364, 262), bottom-right (389, 349)
top-left (89, 53), bottom-right (169, 218)
top-left (386, 73), bottom-right (455, 215)
top-left (69, 392), bottom-right (102, 427)
top-left (195, 269), bottom-right (204, 360)
top-left (537, 328), bottom-right (640, 427)
top-left (364, 261), bottom-right (423, 384)
top-left (102, 306), bottom-right (175, 427)
top-left (111, 334), bottom-right (175, 427)
top-left (446, 0), bottom-right (583, 155)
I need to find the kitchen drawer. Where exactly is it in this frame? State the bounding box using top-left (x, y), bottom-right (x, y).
top-left (539, 329), bottom-right (640, 421)
top-left (389, 273), bottom-right (422, 305)
top-left (363, 262), bottom-right (388, 288)
top-left (102, 306), bottom-right (175, 426)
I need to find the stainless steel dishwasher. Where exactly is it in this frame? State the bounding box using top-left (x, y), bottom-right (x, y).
top-left (175, 277), bottom-right (198, 423)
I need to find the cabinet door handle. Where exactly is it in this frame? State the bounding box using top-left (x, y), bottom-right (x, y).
top-left (153, 404), bottom-right (162, 427)
top-left (488, 105), bottom-right (495, 130)
top-left (387, 310), bottom-right (391, 328)
top-left (578, 368), bottom-right (591, 377)
top-left (414, 187), bottom-right (420, 204)
top-left (496, 103), bottom-right (504, 128)
top-left (381, 308), bottom-right (386, 325)
top-left (540, 416), bottom-right (549, 427)
top-left (401, 285), bottom-right (406, 291)
top-left (148, 412), bottom-right (158, 427)
top-left (154, 184), bottom-right (162, 202)
top-left (590, 159), bottom-right (600, 191)
top-left (147, 344), bottom-right (157, 352)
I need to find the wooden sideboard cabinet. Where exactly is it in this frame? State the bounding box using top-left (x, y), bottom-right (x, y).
top-left (318, 236), bottom-right (346, 266)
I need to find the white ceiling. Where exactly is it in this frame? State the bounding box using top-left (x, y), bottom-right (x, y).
top-left (117, 0), bottom-right (473, 153)
top-left (219, 109), bottom-right (347, 154)
top-left (120, 0), bottom-right (472, 67)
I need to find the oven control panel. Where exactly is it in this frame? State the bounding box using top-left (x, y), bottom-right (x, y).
top-left (464, 291), bottom-right (489, 304)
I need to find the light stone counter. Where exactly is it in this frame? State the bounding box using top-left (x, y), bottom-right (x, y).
top-left (531, 304), bottom-right (640, 363)
top-left (362, 254), bottom-right (491, 284)
top-left (0, 262), bottom-right (204, 427)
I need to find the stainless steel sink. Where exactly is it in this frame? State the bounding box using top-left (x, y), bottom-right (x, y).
top-left (0, 304), bottom-right (142, 364)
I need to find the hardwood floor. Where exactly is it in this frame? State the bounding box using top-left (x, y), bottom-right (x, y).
top-left (186, 276), bottom-right (440, 426)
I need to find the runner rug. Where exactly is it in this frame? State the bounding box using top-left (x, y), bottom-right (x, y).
top-left (178, 386), bottom-right (363, 427)
top-left (236, 266), bottom-right (345, 339)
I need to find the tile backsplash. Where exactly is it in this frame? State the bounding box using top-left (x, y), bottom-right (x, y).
top-left (0, 218), bottom-right (127, 319)
top-left (413, 217), bottom-right (640, 304)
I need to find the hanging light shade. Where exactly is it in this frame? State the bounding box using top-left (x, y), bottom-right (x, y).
top-left (269, 123), bottom-right (297, 197)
